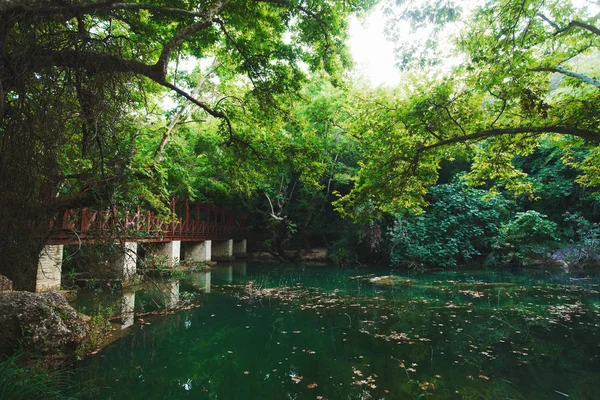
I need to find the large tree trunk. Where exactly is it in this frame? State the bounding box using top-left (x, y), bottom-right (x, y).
top-left (0, 201), bottom-right (52, 291)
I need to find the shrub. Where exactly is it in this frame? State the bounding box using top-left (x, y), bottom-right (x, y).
top-left (389, 183), bottom-right (513, 267)
top-left (494, 210), bottom-right (558, 260)
top-left (560, 212), bottom-right (600, 263)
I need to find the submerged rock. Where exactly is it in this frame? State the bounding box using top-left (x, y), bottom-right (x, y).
top-left (0, 291), bottom-right (89, 356)
top-left (369, 276), bottom-right (415, 286)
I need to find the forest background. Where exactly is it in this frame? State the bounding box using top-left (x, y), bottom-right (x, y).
top-left (1, 0), bottom-right (599, 289)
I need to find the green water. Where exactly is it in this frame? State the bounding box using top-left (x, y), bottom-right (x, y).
top-left (73, 263), bottom-right (600, 399)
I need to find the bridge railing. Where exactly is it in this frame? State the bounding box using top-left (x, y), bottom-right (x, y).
top-left (47, 200), bottom-right (246, 245)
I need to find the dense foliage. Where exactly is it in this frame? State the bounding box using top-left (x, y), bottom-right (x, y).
top-left (0, 0), bottom-right (374, 288)
top-left (390, 183), bottom-right (514, 267)
top-left (336, 0), bottom-right (600, 217)
top-left (1, 0), bottom-right (599, 281)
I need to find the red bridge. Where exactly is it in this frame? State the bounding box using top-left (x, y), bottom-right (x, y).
top-left (34, 200), bottom-right (247, 292)
top-left (47, 199), bottom-right (246, 245)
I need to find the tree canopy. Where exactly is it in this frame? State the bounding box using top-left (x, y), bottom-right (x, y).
top-left (1, 0), bottom-right (600, 287)
top-left (0, 0), bottom-right (375, 288)
top-left (335, 0), bottom-right (600, 218)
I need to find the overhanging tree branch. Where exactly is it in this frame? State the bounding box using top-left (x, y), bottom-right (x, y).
top-left (7, 46), bottom-right (261, 160)
top-left (158, 79), bottom-right (232, 126)
top-left (0, 1), bottom-right (205, 19)
top-left (417, 126), bottom-right (600, 155)
top-left (554, 20), bottom-right (600, 37)
top-left (259, 0), bottom-right (332, 55)
top-left (22, 49), bottom-right (159, 79)
top-left (213, 17), bottom-right (259, 88)
top-left (156, 0), bottom-right (231, 77)
top-left (154, 61), bottom-right (222, 163)
top-left (157, 80), bottom-right (262, 159)
top-left (537, 13), bottom-right (600, 37)
top-left (531, 66), bottom-right (600, 89)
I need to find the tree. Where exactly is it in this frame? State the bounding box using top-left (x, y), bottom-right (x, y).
top-left (336, 0), bottom-right (600, 218)
top-left (0, 0), bottom-right (375, 289)
top-left (228, 78), bottom-right (358, 259)
top-left (389, 182), bottom-right (514, 267)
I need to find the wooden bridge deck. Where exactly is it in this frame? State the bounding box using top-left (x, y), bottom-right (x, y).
top-left (47, 200), bottom-right (246, 245)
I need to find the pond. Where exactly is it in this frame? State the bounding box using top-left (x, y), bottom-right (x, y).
top-left (72, 262), bottom-right (600, 399)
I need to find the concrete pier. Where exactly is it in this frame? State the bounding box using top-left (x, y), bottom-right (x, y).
top-left (36, 245), bottom-right (63, 292)
top-left (212, 239), bottom-right (234, 261)
top-left (185, 240), bottom-right (211, 262)
top-left (152, 241), bottom-right (181, 265)
top-left (119, 242), bottom-right (138, 281)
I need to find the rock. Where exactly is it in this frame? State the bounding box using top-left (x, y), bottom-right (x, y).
top-left (0, 274), bottom-right (12, 291)
top-left (0, 291), bottom-right (89, 356)
top-left (299, 248), bottom-right (328, 262)
top-left (247, 252), bottom-right (277, 261)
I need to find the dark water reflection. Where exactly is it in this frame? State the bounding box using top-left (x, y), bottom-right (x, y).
top-left (73, 263), bottom-right (600, 400)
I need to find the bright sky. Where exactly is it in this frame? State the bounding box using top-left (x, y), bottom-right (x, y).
top-left (348, 7), bottom-right (401, 87)
top-left (349, 0), bottom-right (599, 87)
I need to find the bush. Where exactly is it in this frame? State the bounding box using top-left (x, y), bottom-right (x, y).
top-left (389, 183), bottom-right (513, 267)
top-left (560, 212), bottom-right (600, 263)
top-left (494, 210), bottom-right (558, 261)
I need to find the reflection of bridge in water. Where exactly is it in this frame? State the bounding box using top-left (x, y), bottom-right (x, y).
top-left (35, 200), bottom-right (247, 292)
top-left (117, 262), bottom-right (247, 329)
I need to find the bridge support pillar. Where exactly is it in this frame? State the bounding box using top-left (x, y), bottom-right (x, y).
top-left (233, 239), bottom-right (247, 258)
top-left (36, 245), bottom-right (63, 292)
top-left (212, 239), bottom-right (234, 261)
top-left (152, 241), bottom-right (181, 266)
top-left (185, 240), bottom-right (211, 262)
top-left (118, 242), bottom-right (138, 282)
